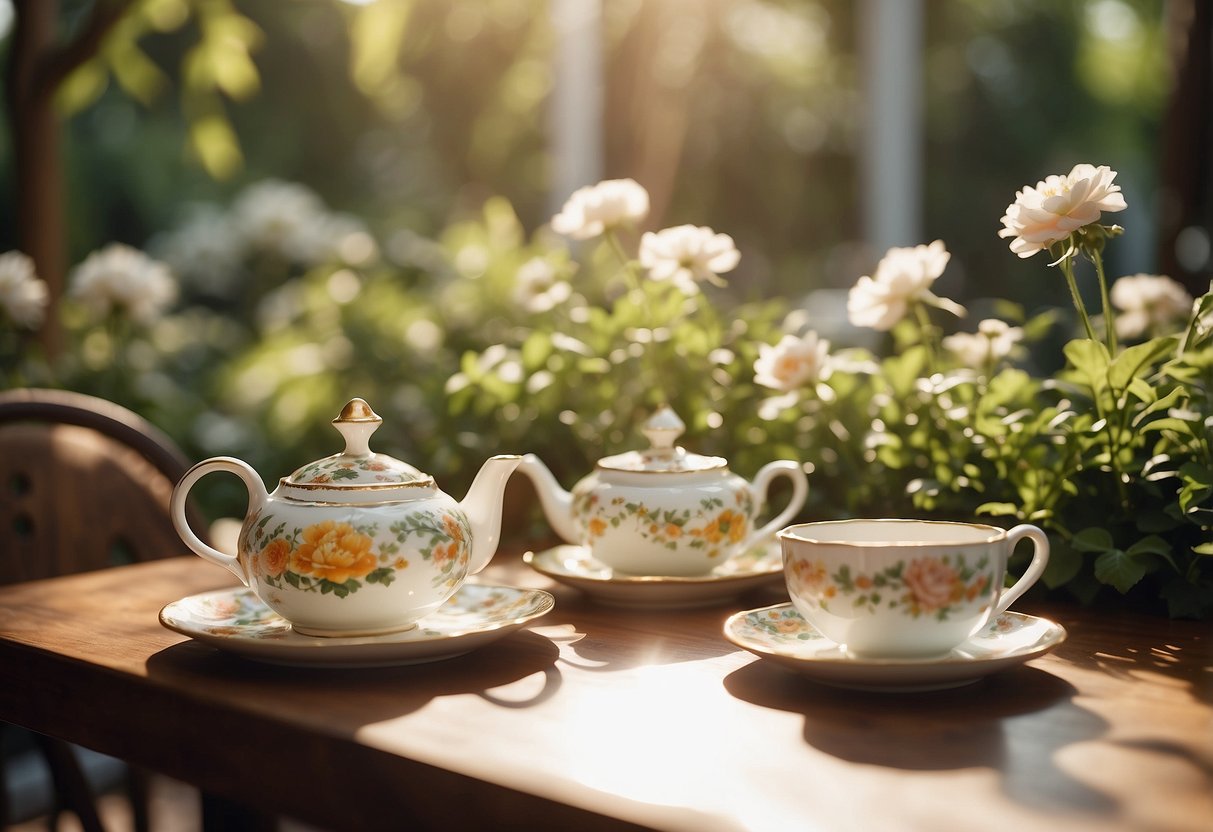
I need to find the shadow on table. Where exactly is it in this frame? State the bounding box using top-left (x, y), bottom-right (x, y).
top-left (145, 629), bottom-right (563, 726)
top-left (1043, 608), bottom-right (1213, 708)
top-left (722, 661), bottom-right (1117, 816)
top-left (543, 589), bottom-right (768, 672)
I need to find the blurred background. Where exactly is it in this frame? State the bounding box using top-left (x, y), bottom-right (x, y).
top-left (0, 0), bottom-right (1208, 519)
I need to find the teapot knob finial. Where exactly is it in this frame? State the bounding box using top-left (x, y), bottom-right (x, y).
top-left (333, 398), bottom-right (383, 457)
top-left (642, 405), bottom-right (684, 453)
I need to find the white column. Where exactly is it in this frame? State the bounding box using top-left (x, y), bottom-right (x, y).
top-left (549, 0), bottom-right (604, 214)
top-left (860, 0), bottom-right (924, 252)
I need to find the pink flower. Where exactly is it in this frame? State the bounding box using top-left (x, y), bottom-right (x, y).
top-left (998, 164), bottom-right (1127, 258)
top-left (753, 332), bottom-right (832, 391)
top-left (902, 557), bottom-right (960, 614)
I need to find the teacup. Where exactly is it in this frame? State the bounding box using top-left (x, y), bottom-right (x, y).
top-left (778, 519), bottom-right (1049, 658)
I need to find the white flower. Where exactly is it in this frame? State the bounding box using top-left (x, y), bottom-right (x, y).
top-left (0, 251), bottom-right (48, 329)
top-left (551, 178), bottom-right (649, 240)
top-left (754, 331), bottom-right (832, 392)
top-left (232, 179), bottom-right (329, 262)
top-left (998, 163), bottom-right (1127, 258)
top-left (290, 212), bottom-right (378, 267)
top-left (639, 224), bottom-right (740, 294)
top-left (1110, 274), bottom-right (1194, 339)
top-left (942, 319), bottom-right (1024, 367)
top-left (70, 243), bottom-right (177, 324)
top-left (151, 207), bottom-right (241, 293)
top-left (847, 240), bottom-right (958, 331)
top-left (513, 258), bottom-right (572, 312)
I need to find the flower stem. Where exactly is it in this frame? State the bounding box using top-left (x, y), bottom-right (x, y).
top-left (1058, 254), bottom-right (1099, 343)
top-left (913, 301), bottom-right (940, 371)
top-left (1090, 247), bottom-right (1118, 354)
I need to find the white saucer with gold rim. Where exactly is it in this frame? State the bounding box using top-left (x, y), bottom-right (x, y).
top-left (523, 537), bottom-right (783, 608)
top-left (723, 603), bottom-right (1066, 692)
top-left (160, 583), bottom-right (554, 668)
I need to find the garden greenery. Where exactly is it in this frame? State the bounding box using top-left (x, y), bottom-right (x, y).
top-left (1, 167), bottom-right (1209, 618)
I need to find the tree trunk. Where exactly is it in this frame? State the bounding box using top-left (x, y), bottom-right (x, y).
top-left (7, 0), bottom-right (66, 362)
top-left (1158, 0), bottom-right (1213, 295)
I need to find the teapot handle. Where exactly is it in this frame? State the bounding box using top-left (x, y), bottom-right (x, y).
top-left (744, 460), bottom-right (809, 551)
top-left (171, 457), bottom-right (268, 587)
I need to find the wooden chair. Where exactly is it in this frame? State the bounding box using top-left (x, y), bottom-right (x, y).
top-left (0, 388), bottom-right (268, 831)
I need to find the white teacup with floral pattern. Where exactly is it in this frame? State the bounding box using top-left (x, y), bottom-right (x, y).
top-left (778, 519), bottom-right (1049, 658)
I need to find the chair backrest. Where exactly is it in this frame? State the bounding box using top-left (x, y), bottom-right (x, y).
top-left (0, 388), bottom-right (207, 585)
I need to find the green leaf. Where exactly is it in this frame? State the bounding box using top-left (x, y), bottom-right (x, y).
top-left (107, 42), bottom-right (169, 106)
top-left (1043, 543), bottom-right (1082, 589)
top-left (188, 111), bottom-right (242, 179)
top-left (1131, 386), bottom-right (1186, 428)
top-left (1107, 337), bottom-right (1175, 393)
top-left (55, 61), bottom-right (110, 115)
top-left (1094, 548), bottom-right (1147, 593)
top-left (1071, 527), bottom-right (1114, 553)
top-left (521, 331), bottom-right (552, 370)
top-left (1192, 542), bottom-right (1213, 556)
top-left (976, 502), bottom-right (1021, 517)
top-left (1140, 417), bottom-right (1195, 436)
top-left (1064, 339), bottom-right (1111, 392)
top-left (1125, 535), bottom-right (1178, 571)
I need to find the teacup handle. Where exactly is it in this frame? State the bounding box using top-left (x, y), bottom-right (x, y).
top-left (171, 457), bottom-right (268, 587)
top-left (744, 460), bottom-right (809, 551)
top-left (993, 524), bottom-right (1051, 617)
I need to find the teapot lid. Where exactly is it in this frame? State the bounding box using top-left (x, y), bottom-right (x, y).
top-left (596, 406), bottom-right (726, 474)
top-left (284, 398), bottom-right (432, 489)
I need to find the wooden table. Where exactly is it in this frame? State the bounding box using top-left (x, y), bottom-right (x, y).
top-left (0, 552), bottom-right (1209, 832)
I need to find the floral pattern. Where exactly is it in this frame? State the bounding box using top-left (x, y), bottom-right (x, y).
top-left (289, 454), bottom-right (414, 485)
top-left (241, 506), bottom-right (471, 599)
top-left (746, 606), bottom-right (827, 643)
top-left (730, 606), bottom-right (1040, 652)
top-left (164, 584), bottom-right (555, 643)
top-left (571, 485), bottom-right (756, 562)
top-left (787, 553), bottom-right (993, 620)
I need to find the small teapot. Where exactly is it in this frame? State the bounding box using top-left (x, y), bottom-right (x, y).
top-left (520, 407), bottom-right (808, 576)
top-left (171, 398), bottom-right (521, 637)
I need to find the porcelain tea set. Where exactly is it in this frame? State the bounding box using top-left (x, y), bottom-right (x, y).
top-left (165, 397), bottom-right (1063, 687)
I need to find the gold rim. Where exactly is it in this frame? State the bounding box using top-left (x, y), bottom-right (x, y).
top-left (779, 518), bottom-right (1004, 547)
top-left (281, 477), bottom-right (434, 491)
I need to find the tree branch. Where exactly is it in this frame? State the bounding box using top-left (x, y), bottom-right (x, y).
top-left (29, 0), bottom-right (133, 100)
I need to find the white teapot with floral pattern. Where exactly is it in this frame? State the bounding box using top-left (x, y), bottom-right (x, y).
top-left (520, 407), bottom-right (808, 576)
top-left (170, 398), bottom-right (520, 637)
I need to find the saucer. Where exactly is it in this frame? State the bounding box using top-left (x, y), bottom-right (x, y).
top-left (723, 604), bottom-right (1066, 692)
top-left (160, 583), bottom-right (555, 668)
top-left (523, 539), bottom-right (783, 608)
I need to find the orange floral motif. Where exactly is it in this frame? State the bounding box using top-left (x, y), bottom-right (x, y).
top-left (587, 517), bottom-right (607, 538)
top-left (261, 538), bottom-right (290, 577)
top-left (432, 541), bottom-right (459, 567)
top-left (442, 514), bottom-right (465, 544)
top-left (966, 574), bottom-right (990, 601)
top-left (786, 558), bottom-right (829, 595)
top-left (290, 520), bottom-right (378, 584)
top-left (664, 523), bottom-right (682, 539)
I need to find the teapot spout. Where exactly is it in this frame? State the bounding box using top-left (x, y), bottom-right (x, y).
top-left (461, 454), bottom-right (523, 574)
top-left (517, 454), bottom-right (580, 545)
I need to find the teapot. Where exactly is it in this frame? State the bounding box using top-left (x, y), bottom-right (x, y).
top-left (520, 407), bottom-right (808, 576)
top-left (170, 398), bottom-right (521, 637)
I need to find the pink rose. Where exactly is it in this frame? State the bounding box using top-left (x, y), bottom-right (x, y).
top-left (903, 557), bottom-right (960, 613)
